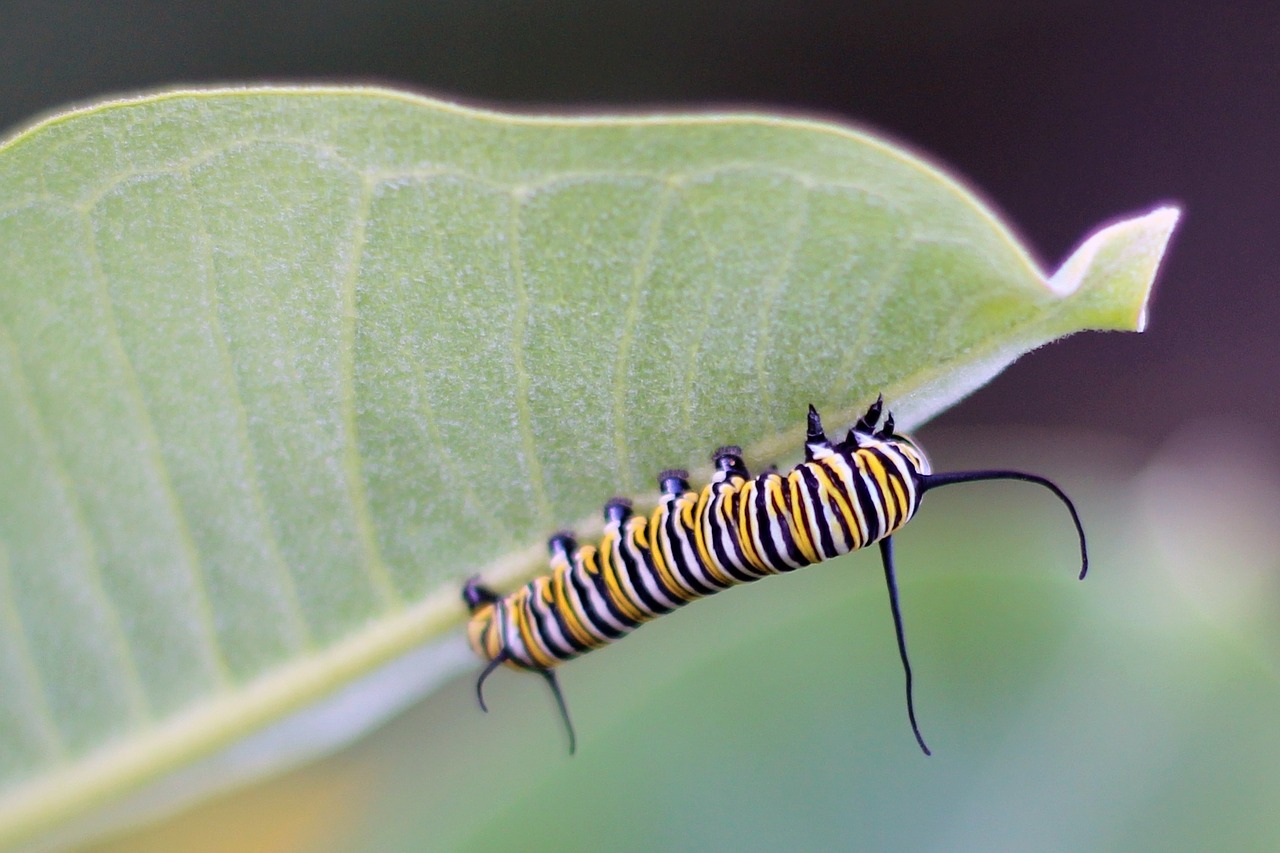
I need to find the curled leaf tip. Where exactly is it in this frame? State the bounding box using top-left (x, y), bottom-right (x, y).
top-left (1048, 204), bottom-right (1181, 332)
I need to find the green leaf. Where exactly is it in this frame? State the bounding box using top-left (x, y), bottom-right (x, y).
top-left (0, 86), bottom-right (1176, 846)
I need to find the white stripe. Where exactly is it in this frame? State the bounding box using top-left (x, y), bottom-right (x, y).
top-left (819, 450), bottom-right (860, 550)
top-left (604, 522), bottom-right (659, 618)
top-left (574, 553), bottom-right (631, 634)
top-left (655, 496), bottom-right (702, 596)
top-left (630, 518), bottom-right (681, 609)
top-left (713, 484), bottom-right (749, 574)
top-left (560, 571), bottom-right (612, 643)
top-left (500, 595), bottom-right (536, 667)
top-left (855, 455), bottom-right (889, 543)
top-left (798, 475), bottom-right (831, 561)
top-left (764, 482), bottom-right (804, 570)
top-left (529, 583), bottom-right (577, 657)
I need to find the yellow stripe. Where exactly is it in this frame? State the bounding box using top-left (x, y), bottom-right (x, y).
top-left (814, 459), bottom-right (857, 521)
top-left (762, 477), bottom-right (798, 565)
top-left (861, 453), bottom-right (899, 531)
top-left (702, 487), bottom-right (738, 584)
top-left (887, 465), bottom-right (909, 529)
top-left (467, 604), bottom-right (500, 659)
top-left (669, 496), bottom-right (705, 601)
top-left (511, 589), bottom-right (556, 668)
top-left (550, 564), bottom-right (598, 648)
top-left (883, 458), bottom-right (909, 531)
top-left (647, 504), bottom-right (687, 600)
top-left (813, 460), bottom-right (859, 535)
top-left (595, 539), bottom-right (647, 623)
top-left (811, 460), bottom-right (862, 550)
top-left (693, 486), bottom-right (716, 573)
top-left (735, 480), bottom-right (767, 571)
top-left (617, 521), bottom-right (664, 615)
top-left (484, 619), bottom-right (504, 661)
top-left (785, 472), bottom-right (820, 562)
top-left (680, 496), bottom-right (698, 532)
top-left (625, 517), bottom-right (668, 605)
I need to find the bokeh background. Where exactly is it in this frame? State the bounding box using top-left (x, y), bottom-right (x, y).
top-left (2, 2), bottom-right (1277, 851)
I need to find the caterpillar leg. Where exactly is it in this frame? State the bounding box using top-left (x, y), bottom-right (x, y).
top-left (539, 668), bottom-right (577, 755)
top-left (464, 568), bottom-right (578, 754)
top-left (462, 576), bottom-right (500, 611)
top-left (659, 469), bottom-right (690, 494)
top-left (472, 659), bottom-right (577, 755)
top-left (474, 650), bottom-right (510, 713)
top-left (878, 536), bottom-right (931, 756)
top-left (463, 576), bottom-right (509, 713)
top-left (711, 445), bottom-right (748, 477)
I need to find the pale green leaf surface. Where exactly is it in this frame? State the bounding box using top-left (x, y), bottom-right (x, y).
top-left (0, 87), bottom-right (1177, 846)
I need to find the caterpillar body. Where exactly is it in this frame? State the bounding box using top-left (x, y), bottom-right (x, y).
top-left (463, 399), bottom-right (1087, 754)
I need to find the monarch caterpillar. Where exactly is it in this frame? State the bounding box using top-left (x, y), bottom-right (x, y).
top-left (463, 398), bottom-right (1087, 755)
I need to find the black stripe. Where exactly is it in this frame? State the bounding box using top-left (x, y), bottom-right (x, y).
top-left (579, 554), bottom-right (643, 632)
top-left (706, 484), bottom-right (756, 584)
top-left (645, 506), bottom-right (693, 603)
top-left (721, 484), bottom-right (761, 580)
top-left (566, 566), bottom-right (627, 640)
top-left (665, 501), bottom-right (720, 596)
top-left (785, 472), bottom-right (813, 555)
top-left (615, 529), bottom-right (674, 616)
top-left (883, 446), bottom-right (922, 516)
top-left (734, 480), bottom-right (776, 579)
top-left (515, 594), bottom-right (557, 665)
top-left (499, 600), bottom-right (537, 669)
top-left (702, 487), bottom-right (737, 577)
top-left (869, 447), bottom-right (910, 528)
top-left (530, 584), bottom-right (585, 661)
top-left (799, 464), bottom-right (842, 558)
top-left (818, 460), bottom-right (859, 552)
top-left (752, 477), bottom-right (787, 571)
top-left (844, 449), bottom-right (883, 544)
top-left (554, 580), bottom-right (609, 653)
top-left (769, 485), bottom-right (808, 569)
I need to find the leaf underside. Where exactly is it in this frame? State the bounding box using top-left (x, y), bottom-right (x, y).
top-left (0, 87), bottom-right (1177, 846)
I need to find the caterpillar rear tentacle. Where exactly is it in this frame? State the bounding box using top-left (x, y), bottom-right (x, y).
top-left (463, 400), bottom-right (1088, 755)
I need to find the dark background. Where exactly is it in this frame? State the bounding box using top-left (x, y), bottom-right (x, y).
top-left (3, 0), bottom-right (1274, 449)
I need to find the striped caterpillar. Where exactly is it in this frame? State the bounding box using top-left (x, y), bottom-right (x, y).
top-left (464, 398), bottom-right (1087, 754)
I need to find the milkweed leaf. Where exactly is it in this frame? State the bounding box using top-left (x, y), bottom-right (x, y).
top-left (0, 87), bottom-right (1177, 846)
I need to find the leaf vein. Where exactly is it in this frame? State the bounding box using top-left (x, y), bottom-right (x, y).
top-left (339, 175), bottom-right (403, 610)
top-left (610, 184), bottom-right (676, 494)
top-left (408, 177), bottom-right (514, 547)
top-left (674, 185), bottom-right (721, 440)
top-left (80, 210), bottom-right (234, 689)
top-left (506, 189), bottom-right (554, 526)
top-left (836, 225), bottom-right (917, 401)
top-left (187, 170), bottom-right (315, 653)
top-left (752, 184), bottom-right (811, 433)
top-left (0, 316), bottom-right (152, 724)
top-left (0, 536), bottom-right (68, 762)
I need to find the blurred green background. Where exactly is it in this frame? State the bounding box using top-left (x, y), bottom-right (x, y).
top-left (77, 431), bottom-right (1280, 852)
